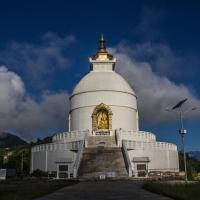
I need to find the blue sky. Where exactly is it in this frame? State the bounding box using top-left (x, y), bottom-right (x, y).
top-left (0, 0), bottom-right (199, 151)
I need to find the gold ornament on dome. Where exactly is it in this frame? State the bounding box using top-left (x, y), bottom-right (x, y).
top-left (91, 34), bottom-right (113, 61)
top-left (92, 103), bottom-right (113, 131)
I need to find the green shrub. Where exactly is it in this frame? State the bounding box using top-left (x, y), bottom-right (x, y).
top-left (143, 181), bottom-right (200, 200)
top-left (31, 169), bottom-right (48, 178)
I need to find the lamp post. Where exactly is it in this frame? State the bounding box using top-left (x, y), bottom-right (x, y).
top-left (178, 106), bottom-right (188, 182)
top-left (166, 99), bottom-right (196, 182)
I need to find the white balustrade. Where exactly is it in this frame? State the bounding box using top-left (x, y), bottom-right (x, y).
top-left (31, 140), bottom-right (84, 153)
top-left (123, 140), bottom-right (177, 151)
top-left (52, 130), bottom-right (89, 142)
top-left (118, 130), bottom-right (156, 142)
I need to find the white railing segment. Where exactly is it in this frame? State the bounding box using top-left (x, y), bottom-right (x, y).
top-left (122, 140), bottom-right (132, 177)
top-left (31, 140), bottom-right (84, 153)
top-left (52, 130), bottom-right (89, 142)
top-left (119, 130), bottom-right (156, 142)
top-left (124, 140), bottom-right (177, 151)
top-left (73, 140), bottom-right (85, 178)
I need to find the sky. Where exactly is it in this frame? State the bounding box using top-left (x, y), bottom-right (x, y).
top-left (0, 0), bottom-right (199, 151)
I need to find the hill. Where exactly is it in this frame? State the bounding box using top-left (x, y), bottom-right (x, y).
top-left (188, 151), bottom-right (200, 161)
top-left (0, 132), bottom-right (27, 148)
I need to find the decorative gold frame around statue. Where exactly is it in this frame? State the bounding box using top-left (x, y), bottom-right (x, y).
top-left (92, 103), bottom-right (113, 131)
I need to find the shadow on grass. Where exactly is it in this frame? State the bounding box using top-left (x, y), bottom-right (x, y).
top-left (143, 181), bottom-right (200, 200)
top-left (0, 178), bottom-right (78, 200)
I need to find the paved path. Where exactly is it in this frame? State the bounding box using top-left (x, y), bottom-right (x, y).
top-left (35, 181), bottom-right (173, 200)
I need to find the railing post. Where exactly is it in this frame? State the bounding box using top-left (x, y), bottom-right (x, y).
top-left (115, 129), bottom-right (121, 147)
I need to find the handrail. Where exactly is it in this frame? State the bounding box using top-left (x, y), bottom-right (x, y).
top-left (122, 140), bottom-right (132, 177)
top-left (73, 140), bottom-right (85, 178)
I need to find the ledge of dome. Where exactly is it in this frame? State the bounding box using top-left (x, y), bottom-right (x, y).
top-left (90, 53), bottom-right (114, 61)
top-left (89, 57), bottom-right (116, 63)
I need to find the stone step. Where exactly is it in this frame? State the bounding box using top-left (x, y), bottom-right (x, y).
top-left (78, 147), bottom-right (128, 178)
top-left (86, 136), bottom-right (117, 147)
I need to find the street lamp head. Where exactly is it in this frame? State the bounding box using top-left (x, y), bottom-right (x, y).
top-left (172, 98), bottom-right (188, 110)
top-left (179, 128), bottom-right (187, 136)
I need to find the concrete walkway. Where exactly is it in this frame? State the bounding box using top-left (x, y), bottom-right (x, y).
top-left (35, 181), bottom-right (173, 200)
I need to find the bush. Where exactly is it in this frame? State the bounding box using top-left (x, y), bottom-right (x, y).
top-left (31, 169), bottom-right (48, 178)
top-left (143, 181), bottom-right (200, 200)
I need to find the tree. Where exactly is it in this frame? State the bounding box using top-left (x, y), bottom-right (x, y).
top-left (179, 151), bottom-right (200, 180)
top-left (4, 145), bottom-right (31, 175)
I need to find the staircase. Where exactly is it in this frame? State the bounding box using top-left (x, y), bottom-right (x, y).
top-left (78, 147), bottom-right (128, 179)
top-left (87, 136), bottom-right (117, 147)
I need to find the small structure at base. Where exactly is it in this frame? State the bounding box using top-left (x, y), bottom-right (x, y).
top-left (0, 169), bottom-right (16, 180)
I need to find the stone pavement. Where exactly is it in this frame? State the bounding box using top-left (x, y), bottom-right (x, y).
top-left (35, 180), bottom-right (173, 200)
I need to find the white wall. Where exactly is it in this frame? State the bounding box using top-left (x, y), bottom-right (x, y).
top-left (70, 90), bottom-right (138, 131)
top-left (70, 90), bottom-right (137, 110)
top-left (70, 106), bottom-right (137, 132)
top-left (128, 148), bottom-right (179, 172)
top-left (31, 149), bottom-right (76, 172)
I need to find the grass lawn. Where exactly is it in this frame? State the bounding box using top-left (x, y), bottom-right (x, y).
top-left (143, 181), bottom-right (200, 200)
top-left (0, 178), bottom-right (78, 200)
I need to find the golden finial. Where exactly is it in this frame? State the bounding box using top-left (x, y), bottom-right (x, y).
top-left (100, 33), bottom-right (104, 40)
top-left (99, 33), bottom-right (107, 53)
top-left (91, 33), bottom-right (113, 61)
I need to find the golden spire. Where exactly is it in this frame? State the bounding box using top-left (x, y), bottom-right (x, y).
top-left (98, 33), bottom-right (107, 53)
top-left (91, 33), bottom-right (113, 61)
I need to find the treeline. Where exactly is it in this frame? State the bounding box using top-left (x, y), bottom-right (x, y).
top-left (0, 136), bottom-right (52, 175)
top-left (179, 151), bottom-right (200, 180)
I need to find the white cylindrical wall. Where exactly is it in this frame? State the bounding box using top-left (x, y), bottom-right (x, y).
top-left (70, 90), bottom-right (137, 132)
top-left (70, 106), bottom-right (137, 131)
top-left (32, 149), bottom-right (76, 172)
top-left (71, 91), bottom-right (137, 110)
top-left (128, 148), bottom-right (179, 171)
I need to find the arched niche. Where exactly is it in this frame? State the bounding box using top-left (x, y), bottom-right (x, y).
top-left (92, 103), bottom-right (113, 131)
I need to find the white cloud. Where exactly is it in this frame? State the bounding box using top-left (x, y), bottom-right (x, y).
top-left (0, 32), bottom-right (77, 89)
top-left (115, 41), bottom-right (200, 80)
top-left (0, 66), bottom-right (69, 140)
top-left (109, 45), bottom-right (200, 123)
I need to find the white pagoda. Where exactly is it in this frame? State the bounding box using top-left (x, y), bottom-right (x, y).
top-left (31, 35), bottom-right (179, 179)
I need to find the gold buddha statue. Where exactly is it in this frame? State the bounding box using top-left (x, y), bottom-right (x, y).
top-left (97, 110), bottom-right (109, 129)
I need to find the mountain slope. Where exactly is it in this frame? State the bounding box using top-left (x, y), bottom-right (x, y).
top-left (0, 132), bottom-right (27, 148)
top-left (188, 151), bottom-right (200, 161)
